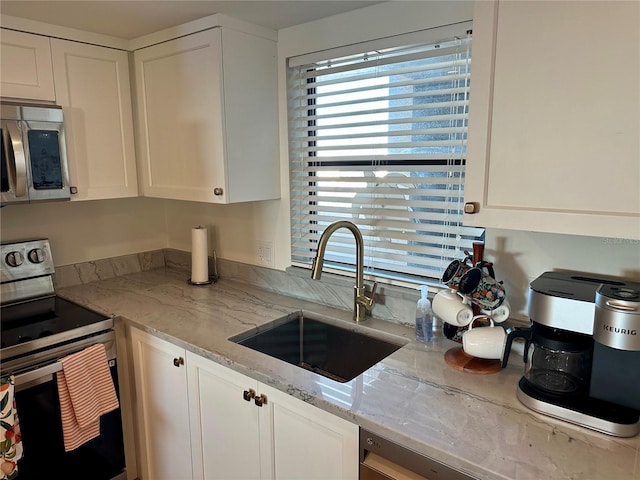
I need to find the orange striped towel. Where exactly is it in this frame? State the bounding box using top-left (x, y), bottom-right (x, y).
top-left (56, 343), bottom-right (120, 452)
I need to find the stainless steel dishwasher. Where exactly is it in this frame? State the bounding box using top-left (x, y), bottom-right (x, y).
top-left (360, 429), bottom-right (476, 480)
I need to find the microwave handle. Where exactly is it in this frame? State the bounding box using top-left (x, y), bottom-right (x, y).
top-left (4, 122), bottom-right (28, 198)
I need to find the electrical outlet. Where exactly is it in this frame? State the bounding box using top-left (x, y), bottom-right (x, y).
top-left (257, 240), bottom-right (274, 267)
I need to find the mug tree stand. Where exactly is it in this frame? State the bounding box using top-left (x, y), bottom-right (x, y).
top-left (444, 241), bottom-right (502, 375)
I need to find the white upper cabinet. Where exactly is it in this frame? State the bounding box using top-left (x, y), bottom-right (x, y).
top-left (51, 39), bottom-right (138, 200)
top-left (0, 29), bottom-right (55, 101)
top-left (133, 27), bottom-right (280, 204)
top-left (464, 0), bottom-right (640, 239)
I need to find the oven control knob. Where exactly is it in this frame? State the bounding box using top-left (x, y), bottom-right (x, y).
top-left (28, 248), bottom-right (47, 264)
top-left (5, 251), bottom-right (24, 267)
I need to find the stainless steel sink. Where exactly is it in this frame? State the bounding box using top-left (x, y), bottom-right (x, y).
top-left (230, 311), bottom-right (406, 383)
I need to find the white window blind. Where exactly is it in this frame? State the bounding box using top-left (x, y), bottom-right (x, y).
top-left (288, 26), bottom-right (484, 284)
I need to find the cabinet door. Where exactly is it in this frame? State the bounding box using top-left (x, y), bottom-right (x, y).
top-left (0, 29), bottom-right (55, 101)
top-left (261, 383), bottom-right (359, 480)
top-left (134, 29), bottom-right (226, 203)
top-left (130, 329), bottom-right (193, 480)
top-left (464, 1), bottom-right (640, 239)
top-left (219, 28), bottom-right (279, 204)
top-left (51, 39), bottom-right (138, 200)
top-left (187, 353), bottom-right (268, 480)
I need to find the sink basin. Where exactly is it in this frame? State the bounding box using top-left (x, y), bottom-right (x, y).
top-left (230, 311), bottom-right (405, 383)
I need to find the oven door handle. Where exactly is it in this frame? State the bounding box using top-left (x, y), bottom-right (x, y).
top-left (12, 339), bottom-right (116, 392)
top-left (14, 361), bottom-right (62, 390)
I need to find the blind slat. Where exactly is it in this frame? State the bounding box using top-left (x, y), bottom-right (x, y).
top-left (290, 153), bottom-right (465, 163)
top-left (291, 109), bottom-right (468, 132)
top-left (295, 128), bottom-right (468, 144)
top-left (291, 231), bottom-right (483, 251)
top-left (291, 109), bottom-right (469, 127)
top-left (296, 141), bottom-right (467, 153)
top-left (291, 73), bottom-right (472, 106)
top-left (292, 84), bottom-right (470, 112)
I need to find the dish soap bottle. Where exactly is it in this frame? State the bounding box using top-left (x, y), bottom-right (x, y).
top-left (415, 286), bottom-right (433, 343)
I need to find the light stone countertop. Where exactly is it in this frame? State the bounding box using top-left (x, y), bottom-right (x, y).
top-left (57, 267), bottom-right (640, 480)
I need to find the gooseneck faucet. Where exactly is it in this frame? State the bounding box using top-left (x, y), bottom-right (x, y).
top-left (311, 220), bottom-right (377, 322)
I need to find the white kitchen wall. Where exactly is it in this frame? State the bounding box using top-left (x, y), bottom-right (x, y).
top-left (0, 197), bottom-right (167, 265)
top-left (163, 199), bottom-right (282, 266)
top-left (483, 229), bottom-right (639, 318)
top-left (1, 1), bottom-right (637, 318)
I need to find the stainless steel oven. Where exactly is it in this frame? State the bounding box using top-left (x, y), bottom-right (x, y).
top-left (1, 102), bottom-right (71, 206)
top-left (0, 239), bottom-right (126, 480)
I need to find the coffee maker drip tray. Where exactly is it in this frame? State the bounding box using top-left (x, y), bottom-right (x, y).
top-left (517, 378), bottom-right (640, 437)
top-left (528, 369), bottom-right (582, 394)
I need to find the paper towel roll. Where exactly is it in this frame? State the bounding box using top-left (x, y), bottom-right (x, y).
top-left (191, 226), bottom-right (209, 283)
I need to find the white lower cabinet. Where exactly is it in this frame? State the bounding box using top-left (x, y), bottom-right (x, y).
top-left (130, 328), bottom-right (358, 480)
top-left (263, 382), bottom-right (359, 480)
top-left (187, 352), bottom-right (268, 480)
top-left (130, 328), bottom-right (193, 480)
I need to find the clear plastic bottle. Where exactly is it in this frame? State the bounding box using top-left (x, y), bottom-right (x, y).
top-left (415, 285), bottom-right (434, 343)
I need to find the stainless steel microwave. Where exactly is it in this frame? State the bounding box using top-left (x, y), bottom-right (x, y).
top-left (1, 102), bottom-right (71, 205)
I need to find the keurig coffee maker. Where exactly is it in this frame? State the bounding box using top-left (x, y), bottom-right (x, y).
top-left (590, 283), bottom-right (640, 410)
top-left (515, 272), bottom-right (640, 437)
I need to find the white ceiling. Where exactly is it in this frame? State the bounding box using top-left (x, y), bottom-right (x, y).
top-left (0, 1), bottom-right (385, 39)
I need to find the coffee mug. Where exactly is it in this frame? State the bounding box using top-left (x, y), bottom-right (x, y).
top-left (458, 267), bottom-right (506, 310)
top-left (480, 299), bottom-right (511, 324)
top-left (441, 257), bottom-right (473, 290)
top-left (432, 289), bottom-right (474, 327)
top-left (462, 319), bottom-right (507, 360)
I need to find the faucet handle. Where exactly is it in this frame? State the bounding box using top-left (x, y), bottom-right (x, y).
top-left (365, 282), bottom-right (378, 310)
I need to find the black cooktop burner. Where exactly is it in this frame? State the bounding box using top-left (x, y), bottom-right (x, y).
top-left (1, 296), bottom-right (110, 351)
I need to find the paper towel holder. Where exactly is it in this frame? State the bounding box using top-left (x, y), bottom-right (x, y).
top-left (188, 250), bottom-right (218, 286)
top-left (188, 277), bottom-right (214, 286)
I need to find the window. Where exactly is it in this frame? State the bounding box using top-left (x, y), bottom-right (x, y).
top-left (287, 24), bottom-right (484, 286)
